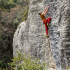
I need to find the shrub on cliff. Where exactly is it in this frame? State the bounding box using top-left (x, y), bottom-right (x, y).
top-left (9, 53), bottom-right (47, 70)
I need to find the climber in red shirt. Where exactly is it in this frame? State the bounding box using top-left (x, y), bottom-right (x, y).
top-left (39, 7), bottom-right (51, 37)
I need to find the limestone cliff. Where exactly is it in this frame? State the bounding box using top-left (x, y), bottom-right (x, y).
top-left (13, 0), bottom-right (70, 70)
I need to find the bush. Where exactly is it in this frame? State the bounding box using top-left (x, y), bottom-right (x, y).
top-left (9, 53), bottom-right (47, 70)
top-left (12, 19), bottom-right (19, 28)
top-left (4, 3), bottom-right (16, 9)
top-left (0, 0), bottom-right (17, 10)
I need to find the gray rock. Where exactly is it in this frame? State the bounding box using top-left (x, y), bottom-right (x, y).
top-left (13, 0), bottom-right (70, 70)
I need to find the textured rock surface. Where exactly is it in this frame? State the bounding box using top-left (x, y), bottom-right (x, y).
top-left (13, 0), bottom-right (70, 70)
top-left (58, 0), bottom-right (70, 69)
top-left (13, 0), bottom-right (56, 69)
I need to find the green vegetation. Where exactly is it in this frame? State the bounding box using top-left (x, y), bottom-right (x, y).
top-left (9, 53), bottom-right (47, 70)
top-left (0, 0), bottom-right (16, 10)
top-left (66, 66), bottom-right (69, 70)
top-left (0, 0), bottom-right (29, 70)
top-left (12, 19), bottom-right (19, 28)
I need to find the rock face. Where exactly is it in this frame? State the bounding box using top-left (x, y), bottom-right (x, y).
top-left (13, 0), bottom-right (70, 70)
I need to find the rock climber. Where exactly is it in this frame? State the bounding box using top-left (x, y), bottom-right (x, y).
top-left (39, 7), bottom-right (51, 37)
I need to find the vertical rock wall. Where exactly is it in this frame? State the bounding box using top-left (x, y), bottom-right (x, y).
top-left (13, 0), bottom-right (70, 70)
top-left (45, 0), bottom-right (70, 69)
top-left (43, 0), bottom-right (62, 69)
top-left (59, 0), bottom-right (70, 69)
top-left (13, 0), bottom-right (56, 70)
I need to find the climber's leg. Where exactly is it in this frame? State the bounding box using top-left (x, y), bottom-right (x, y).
top-left (43, 19), bottom-right (49, 37)
top-left (45, 25), bottom-right (48, 36)
top-left (44, 22), bottom-right (48, 37)
top-left (46, 17), bottom-right (51, 25)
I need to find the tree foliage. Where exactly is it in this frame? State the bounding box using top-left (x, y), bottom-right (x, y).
top-left (0, 0), bottom-right (16, 10)
top-left (0, 0), bottom-right (29, 70)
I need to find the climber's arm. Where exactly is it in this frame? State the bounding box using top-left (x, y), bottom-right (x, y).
top-left (42, 7), bottom-right (49, 15)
